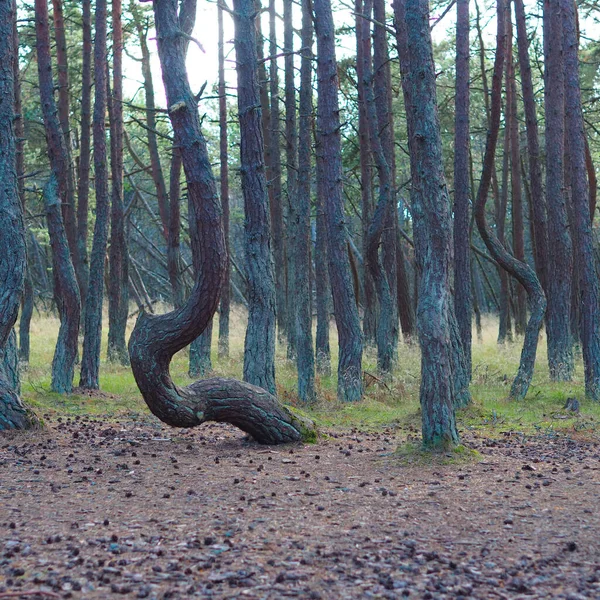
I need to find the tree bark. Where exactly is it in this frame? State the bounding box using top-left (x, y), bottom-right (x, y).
top-left (218, 1), bottom-right (231, 359)
top-left (107, 0), bottom-right (129, 365)
top-left (560, 0), bottom-right (600, 400)
top-left (473, 0), bottom-right (545, 400)
top-left (0, 0), bottom-right (36, 430)
top-left (45, 176), bottom-right (81, 393)
top-left (314, 0), bottom-right (363, 401)
top-left (35, 0), bottom-right (82, 393)
top-left (394, 0), bottom-right (459, 448)
top-left (128, 0), bottom-right (315, 445)
top-left (233, 0), bottom-right (277, 395)
top-left (80, 0), bottom-right (110, 390)
top-left (453, 0), bottom-right (471, 377)
top-left (543, 0), bottom-right (573, 380)
top-left (294, 0), bottom-right (316, 402)
top-left (76, 0), bottom-right (92, 302)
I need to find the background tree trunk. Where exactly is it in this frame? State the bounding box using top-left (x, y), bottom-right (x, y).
top-left (315, 0), bottom-right (363, 401)
top-left (234, 0), bottom-right (277, 395)
top-left (80, 0), bottom-right (110, 390)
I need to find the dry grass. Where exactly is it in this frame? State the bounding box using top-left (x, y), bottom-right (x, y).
top-left (17, 309), bottom-right (600, 439)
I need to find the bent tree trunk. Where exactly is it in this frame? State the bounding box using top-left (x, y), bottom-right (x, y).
top-left (0, 0), bottom-right (37, 430)
top-left (474, 0), bottom-right (545, 400)
top-left (128, 0), bottom-right (315, 445)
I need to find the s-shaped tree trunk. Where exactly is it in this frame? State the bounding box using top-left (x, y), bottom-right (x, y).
top-left (128, 0), bottom-right (314, 445)
top-left (0, 0), bottom-right (37, 430)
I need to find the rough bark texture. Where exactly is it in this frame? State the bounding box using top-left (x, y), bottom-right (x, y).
top-left (396, 230), bottom-right (415, 341)
top-left (453, 0), bottom-right (472, 378)
top-left (45, 176), bottom-right (81, 393)
top-left (107, 0), bottom-right (129, 365)
top-left (267, 0), bottom-right (287, 347)
top-left (544, 0), bottom-right (574, 381)
top-left (168, 150), bottom-right (185, 309)
top-left (80, 0), bottom-right (110, 390)
top-left (128, 0), bottom-right (314, 445)
top-left (76, 0), bottom-right (92, 302)
top-left (218, 1), bottom-right (231, 359)
top-left (294, 0), bottom-right (316, 403)
top-left (560, 0), bottom-right (600, 400)
top-left (233, 0), bottom-right (277, 395)
top-left (394, 0), bottom-right (459, 448)
top-left (0, 0), bottom-right (36, 430)
top-left (360, 0), bottom-right (396, 375)
top-left (35, 0), bottom-right (82, 393)
top-left (315, 0), bottom-right (363, 401)
top-left (473, 0), bottom-right (546, 401)
top-left (190, 319), bottom-right (213, 378)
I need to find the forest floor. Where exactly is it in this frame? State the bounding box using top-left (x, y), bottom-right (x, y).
top-left (2, 313), bottom-right (600, 598)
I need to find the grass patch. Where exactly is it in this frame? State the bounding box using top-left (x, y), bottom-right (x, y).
top-left (391, 441), bottom-right (481, 466)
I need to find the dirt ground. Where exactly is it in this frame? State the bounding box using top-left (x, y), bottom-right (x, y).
top-left (1, 416), bottom-right (600, 599)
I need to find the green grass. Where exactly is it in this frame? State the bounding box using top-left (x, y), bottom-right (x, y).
top-left (17, 311), bottom-right (600, 442)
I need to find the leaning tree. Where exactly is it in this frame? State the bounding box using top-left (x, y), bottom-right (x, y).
top-left (0, 0), bottom-right (37, 430)
top-left (128, 0), bottom-right (314, 444)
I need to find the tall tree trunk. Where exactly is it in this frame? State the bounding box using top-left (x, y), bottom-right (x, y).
top-left (473, 0), bottom-right (545, 400)
top-left (80, 0), bottom-right (110, 390)
top-left (355, 0), bottom-right (377, 347)
top-left (453, 0), bottom-right (472, 377)
top-left (107, 0), bottom-right (129, 365)
top-left (315, 137), bottom-right (332, 376)
top-left (283, 0), bottom-right (298, 361)
top-left (560, 0), bottom-right (600, 400)
top-left (128, 0), bottom-right (314, 445)
top-left (234, 0), bottom-right (277, 395)
top-left (544, 0), bottom-right (573, 380)
top-left (218, 1), bottom-right (231, 359)
top-left (396, 230), bottom-right (415, 341)
top-left (314, 0), bottom-right (363, 401)
top-left (506, 14), bottom-right (527, 336)
top-left (35, 0), bottom-right (82, 394)
top-left (359, 0), bottom-right (395, 375)
top-left (294, 0), bottom-right (316, 402)
top-left (76, 0), bottom-right (92, 302)
top-left (373, 0), bottom-right (399, 359)
top-left (14, 15), bottom-right (33, 365)
top-left (267, 0), bottom-right (287, 347)
top-left (50, 0), bottom-right (78, 269)
top-left (0, 0), bottom-right (36, 430)
top-left (394, 0), bottom-right (459, 448)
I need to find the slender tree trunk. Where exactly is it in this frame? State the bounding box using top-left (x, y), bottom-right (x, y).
top-left (190, 318), bottom-right (213, 377)
top-left (506, 14), bottom-right (527, 336)
top-left (396, 230), bottom-right (415, 341)
top-left (218, 1), bottom-right (231, 359)
top-left (107, 0), bottom-right (129, 365)
top-left (14, 15), bottom-right (33, 365)
top-left (294, 0), bottom-right (316, 402)
top-left (283, 0), bottom-right (298, 361)
top-left (543, 0), bottom-right (573, 380)
top-left (314, 0), bottom-right (363, 401)
top-left (394, 0), bottom-right (459, 448)
top-left (50, 0), bottom-right (78, 268)
top-left (45, 176), bottom-right (81, 393)
top-left (0, 0), bottom-right (36, 430)
top-left (128, 0), bottom-right (315, 445)
top-left (35, 0), bottom-right (82, 393)
top-left (315, 137), bottom-right (332, 377)
top-left (473, 0), bottom-right (545, 400)
top-left (233, 0), bottom-right (277, 395)
top-left (560, 0), bottom-right (600, 400)
top-left (76, 0), bottom-right (92, 302)
top-left (80, 0), bottom-right (110, 390)
top-left (267, 0), bottom-right (287, 347)
top-left (359, 0), bottom-right (395, 375)
top-left (453, 0), bottom-right (471, 377)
